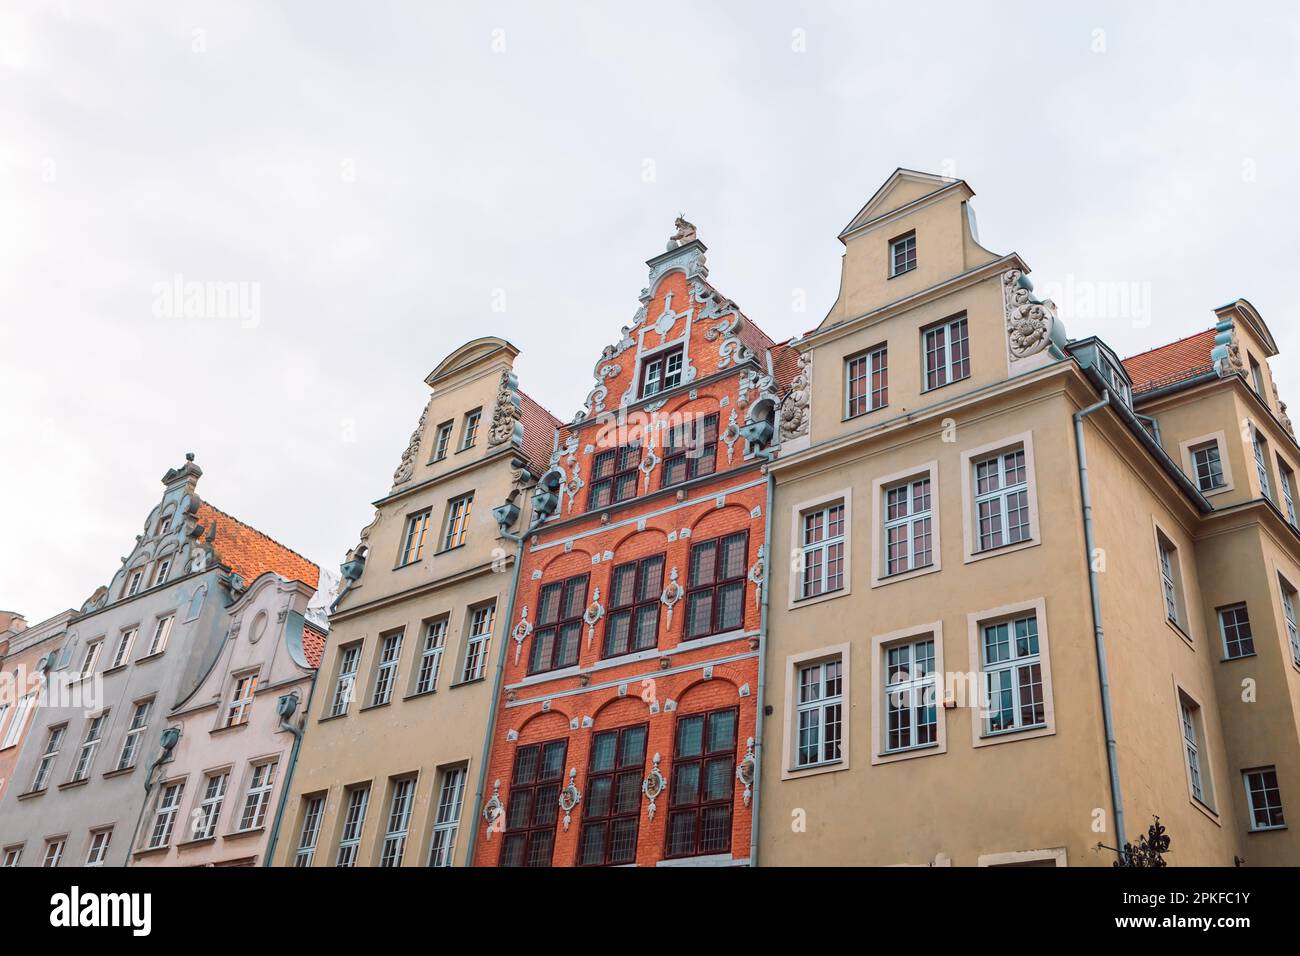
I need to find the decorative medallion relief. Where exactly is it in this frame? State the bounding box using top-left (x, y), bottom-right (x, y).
top-left (512, 605), bottom-right (533, 665)
top-left (736, 737), bottom-right (756, 808)
top-left (559, 768), bottom-right (582, 831)
top-left (660, 568), bottom-right (684, 628)
top-left (642, 752), bottom-right (667, 820)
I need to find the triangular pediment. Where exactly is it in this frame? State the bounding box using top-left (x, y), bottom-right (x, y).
top-left (839, 168), bottom-right (965, 240)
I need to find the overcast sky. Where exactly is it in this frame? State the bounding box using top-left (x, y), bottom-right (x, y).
top-left (3, 1), bottom-right (1299, 622)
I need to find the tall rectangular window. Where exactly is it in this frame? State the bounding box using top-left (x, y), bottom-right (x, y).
top-left (85, 829), bottom-right (112, 866)
top-left (371, 631), bottom-right (403, 706)
top-left (0, 847), bottom-right (21, 867)
top-left (685, 532), bottom-right (748, 639)
top-left (1180, 696), bottom-right (1210, 806)
top-left (126, 569), bottom-right (145, 597)
top-left (1279, 458), bottom-right (1297, 526)
top-left (380, 777), bottom-right (416, 867)
top-left (1250, 355), bottom-right (1265, 397)
top-left (194, 772), bottom-right (228, 840)
top-left (885, 638), bottom-right (937, 751)
top-left (71, 713), bottom-right (107, 782)
top-left (414, 618), bottom-right (447, 695)
top-left (603, 555), bottom-right (664, 658)
top-left (795, 659), bottom-right (842, 768)
top-left (428, 765), bottom-right (467, 867)
top-left (590, 444), bottom-right (642, 508)
top-left (1, 693), bottom-right (34, 750)
top-left (1190, 441), bottom-right (1226, 492)
top-left (238, 761), bottom-right (278, 831)
top-left (432, 421), bottom-right (454, 461)
top-left (1282, 578), bottom-right (1300, 667)
top-left (330, 644), bottom-right (362, 717)
top-left (42, 839), bottom-right (64, 868)
top-left (460, 409), bottom-right (482, 450)
top-left (148, 781), bottom-right (185, 849)
top-left (110, 627), bottom-right (137, 669)
top-left (146, 615), bottom-right (174, 656)
top-left (662, 415), bottom-right (718, 487)
top-left (1157, 533), bottom-right (1185, 630)
top-left (974, 447), bottom-right (1030, 552)
top-left (981, 614), bottom-right (1044, 735)
top-left (31, 726), bottom-right (65, 791)
top-left (579, 724), bottom-right (648, 866)
top-left (923, 316), bottom-right (970, 390)
top-left (500, 739), bottom-right (567, 867)
top-left (335, 786), bottom-right (370, 867)
top-left (294, 795), bottom-right (325, 867)
top-left (1244, 767), bottom-right (1285, 831)
top-left (890, 232), bottom-right (916, 276)
top-left (665, 707), bottom-right (737, 858)
top-left (225, 675), bottom-right (258, 726)
top-left (1253, 428), bottom-right (1272, 499)
top-left (442, 494), bottom-right (473, 551)
top-left (846, 346), bottom-right (888, 417)
top-left (461, 602), bottom-right (495, 682)
top-left (1218, 604), bottom-right (1255, 659)
top-left (116, 700), bottom-right (152, 770)
top-left (399, 509), bottom-right (430, 565)
top-left (80, 640), bottom-right (103, 677)
top-left (151, 558), bottom-right (171, 588)
top-left (641, 347), bottom-right (684, 398)
top-left (531, 576), bottom-right (587, 674)
top-left (884, 477), bottom-right (933, 575)
top-left (799, 504), bottom-right (845, 599)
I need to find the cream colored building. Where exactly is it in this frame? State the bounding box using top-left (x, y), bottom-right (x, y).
top-left (757, 169), bottom-right (1300, 867)
top-left (272, 337), bottom-right (558, 867)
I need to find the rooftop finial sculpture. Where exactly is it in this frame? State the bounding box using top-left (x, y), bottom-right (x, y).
top-left (667, 214), bottom-right (697, 249)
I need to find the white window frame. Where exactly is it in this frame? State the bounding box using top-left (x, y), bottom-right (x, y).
top-left (146, 615), bottom-right (174, 656)
top-left (294, 794), bottom-right (325, 867)
top-left (788, 489), bottom-right (853, 609)
top-left (460, 408), bottom-right (482, 450)
top-left (1190, 441), bottom-right (1226, 493)
top-left (238, 761), bottom-right (278, 831)
top-left (329, 644), bottom-right (362, 717)
top-left (414, 618), bottom-right (447, 695)
top-left (1243, 767), bottom-right (1285, 831)
top-left (845, 344), bottom-right (888, 417)
top-left (42, 838), bottom-right (65, 868)
top-left (151, 558), bottom-right (171, 588)
top-left (921, 314), bottom-right (970, 391)
top-left (1, 693), bottom-right (35, 750)
top-left (640, 346), bottom-right (684, 398)
top-left (871, 623), bottom-right (947, 764)
top-left (1177, 689), bottom-right (1216, 813)
top-left (399, 509), bottom-right (430, 566)
top-left (31, 725), bottom-right (65, 791)
top-left (1280, 574), bottom-right (1300, 668)
top-left (0, 846), bottom-right (21, 867)
top-left (71, 712), bottom-right (108, 782)
top-left (797, 501), bottom-right (847, 601)
top-left (968, 597), bottom-right (1055, 748)
top-left (428, 765), bottom-right (467, 867)
top-left (1217, 603), bottom-right (1255, 660)
top-left (380, 777), bottom-right (416, 867)
top-left (889, 231), bottom-right (916, 277)
top-left (1179, 432), bottom-right (1234, 497)
top-left (193, 772), bottom-right (228, 840)
top-left (442, 493), bottom-right (474, 552)
top-left (371, 631), bottom-right (403, 706)
top-left (1153, 522), bottom-right (1191, 641)
top-left (125, 569), bottom-right (145, 597)
top-left (881, 473), bottom-right (935, 579)
top-left (1252, 424), bottom-right (1273, 499)
top-left (1278, 456), bottom-right (1298, 526)
top-left (460, 603), bottom-right (494, 683)
top-left (80, 640), bottom-right (104, 678)
top-left (335, 785), bottom-right (370, 867)
top-left (960, 433), bottom-right (1040, 564)
top-left (116, 699), bottom-right (152, 770)
top-left (781, 642), bottom-right (851, 780)
top-left (225, 673), bottom-right (258, 727)
top-left (85, 829), bottom-right (112, 866)
top-left (110, 627), bottom-right (137, 669)
top-left (432, 421), bottom-right (454, 461)
top-left (147, 781), bottom-right (185, 849)
top-left (793, 657), bottom-right (844, 770)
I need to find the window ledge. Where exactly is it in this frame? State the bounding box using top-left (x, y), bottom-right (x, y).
top-left (403, 689), bottom-right (438, 702)
top-left (176, 836), bottom-right (217, 850)
top-left (224, 827), bottom-right (265, 841)
top-left (873, 740), bottom-right (946, 766)
top-left (103, 766), bottom-right (135, 779)
top-left (135, 651), bottom-right (166, 665)
top-left (57, 778), bottom-right (90, 791)
top-left (15, 788), bottom-right (46, 801)
top-left (132, 846), bottom-right (170, 860)
top-left (450, 676), bottom-right (487, 689)
top-left (781, 759), bottom-right (848, 781)
top-left (655, 853), bottom-right (747, 868)
top-left (1166, 618), bottom-right (1195, 648)
top-left (789, 586), bottom-right (849, 610)
top-left (1221, 653), bottom-right (1257, 663)
top-left (872, 563), bottom-right (940, 589)
top-left (102, 664), bottom-right (128, 677)
top-left (359, 700), bottom-right (393, 713)
top-left (1247, 825), bottom-right (1288, 834)
top-left (972, 723), bottom-right (1054, 750)
top-left (210, 721), bottom-right (250, 736)
top-left (964, 537), bottom-right (1039, 565)
top-left (1190, 796), bottom-right (1221, 826)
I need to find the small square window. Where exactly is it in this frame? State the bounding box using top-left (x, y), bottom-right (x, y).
top-left (640, 347), bottom-right (684, 398)
top-left (1243, 767), bottom-right (1285, 830)
top-left (1190, 441), bottom-right (1226, 492)
top-left (1217, 603), bottom-right (1255, 659)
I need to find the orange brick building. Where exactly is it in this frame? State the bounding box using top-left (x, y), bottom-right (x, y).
top-left (471, 221), bottom-right (797, 867)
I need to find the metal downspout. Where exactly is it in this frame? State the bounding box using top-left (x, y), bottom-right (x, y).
top-left (1073, 390), bottom-right (1128, 858)
top-left (463, 527), bottom-right (526, 867)
top-left (262, 674), bottom-right (317, 866)
top-left (748, 468), bottom-right (775, 867)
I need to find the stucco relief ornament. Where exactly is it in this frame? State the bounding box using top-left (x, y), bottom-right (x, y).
top-left (1002, 269), bottom-right (1055, 360)
top-left (747, 547), bottom-right (766, 609)
top-left (704, 312), bottom-right (754, 371)
top-left (642, 752), bottom-right (667, 820)
top-left (660, 567), bottom-right (685, 627)
top-left (558, 768), bottom-right (582, 831)
top-left (736, 737), bottom-right (756, 808)
top-left (483, 779), bottom-right (503, 838)
top-left (1274, 384), bottom-right (1296, 438)
top-left (779, 350), bottom-right (811, 440)
top-left (583, 588), bottom-right (605, 648)
top-left (565, 460), bottom-right (584, 514)
top-left (667, 214), bottom-right (697, 249)
top-left (391, 404), bottom-right (429, 486)
top-left (639, 450), bottom-right (660, 493)
top-left (488, 371), bottom-right (523, 447)
top-left (512, 605), bottom-right (534, 665)
top-left (720, 408), bottom-right (741, 464)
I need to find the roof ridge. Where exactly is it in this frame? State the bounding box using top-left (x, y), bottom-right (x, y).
top-left (1121, 326), bottom-right (1215, 362)
top-left (197, 502), bottom-right (320, 575)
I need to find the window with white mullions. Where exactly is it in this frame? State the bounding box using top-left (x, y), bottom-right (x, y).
top-left (1218, 603), bottom-right (1255, 659)
top-left (85, 829), bottom-right (112, 866)
top-left (148, 781), bottom-right (185, 849)
top-left (1252, 428), bottom-right (1272, 498)
top-left (193, 772), bottom-right (228, 840)
top-left (442, 493), bottom-right (473, 551)
top-left (330, 644), bottom-right (361, 717)
top-left (238, 762), bottom-right (277, 831)
top-left (974, 448), bottom-right (1030, 552)
top-left (432, 421), bottom-right (454, 462)
top-left (42, 839), bottom-right (64, 868)
top-left (225, 674), bottom-right (258, 726)
top-left (641, 347), bottom-right (684, 398)
top-left (890, 232), bottom-right (916, 276)
top-left (1278, 458), bottom-right (1298, 526)
top-left (294, 795), bottom-right (324, 867)
top-left (1244, 767), bottom-right (1285, 830)
top-left (146, 615), bottom-right (173, 656)
top-left (371, 631), bottom-right (403, 706)
top-left (380, 778), bottom-right (416, 867)
top-left (414, 618), bottom-right (447, 694)
top-left (461, 603), bottom-right (495, 682)
top-left (335, 786), bottom-right (370, 867)
top-left (1189, 441), bottom-right (1226, 492)
top-left (428, 765), bottom-right (467, 867)
top-left (922, 316), bottom-right (969, 390)
top-left (399, 510), bottom-right (430, 566)
top-left (603, 555), bottom-right (664, 658)
top-left (846, 345), bottom-right (888, 417)
top-left (110, 627), bottom-right (137, 669)
top-left (884, 478), bottom-right (932, 575)
top-left (982, 615), bottom-right (1045, 735)
top-left (31, 726), bottom-right (65, 791)
top-left (1282, 579), bottom-right (1300, 667)
top-left (795, 659), bottom-right (842, 768)
top-left (71, 713), bottom-right (107, 781)
top-left (885, 639), bottom-right (937, 752)
top-left (1157, 535), bottom-right (1182, 627)
top-left (1181, 698), bottom-right (1206, 804)
top-left (800, 504), bottom-right (844, 599)
top-left (1, 694), bottom-right (34, 750)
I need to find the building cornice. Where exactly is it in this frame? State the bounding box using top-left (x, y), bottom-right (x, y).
top-left (330, 554), bottom-right (512, 624)
top-left (371, 443), bottom-right (518, 509)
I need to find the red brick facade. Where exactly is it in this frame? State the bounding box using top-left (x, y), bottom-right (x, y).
top-left (473, 238), bottom-right (790, 867)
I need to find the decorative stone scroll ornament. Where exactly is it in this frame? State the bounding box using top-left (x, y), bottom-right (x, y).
top-left (558, 768), bottom-right (582, 831)
top-left (391, 404), bottom-right (429, 486)
top-left (703, 311), bottom-right (754, 371)
top-left (779, 350), bottom-right (811, 441)
top-left (747, 547), bottom-right (766, 609)
top-left (512, 605), bottom-right (533, 665)
top-left (642, 752), bottom-right (667, 820)
top-left (660, 568), bottom-right (685, 628)
top-left (583, 588), bottom-right (605, 648)
top-left (721, 409), bottom-right (741, 464)
top-left (487, 370), bottom-right (523, 447)
top-left (1001, 269), bottom-right (1057, 361)
top-left (1274, 384), bottom-right (1296, 438)
top-left (736, 737), bottom-right (756, 808)
top-left (639, 450), bottom-right (660, 493)
top-left (483, 779), bottom-right (504, 837)
top-left (565, 460), bottom-right (584, 514)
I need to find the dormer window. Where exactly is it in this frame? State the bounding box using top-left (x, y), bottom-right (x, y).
top-left (641, 347), bottom-right (684, 398)
top-left (890, 232), bottom-right (916, 277)
top-left (1107, 363), bottom-right (1131, 407)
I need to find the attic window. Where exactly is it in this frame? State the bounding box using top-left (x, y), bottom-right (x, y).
top-left (641, 347), bottom-right (684, 398)
top-left (890, 232), bottom-right (916, 277)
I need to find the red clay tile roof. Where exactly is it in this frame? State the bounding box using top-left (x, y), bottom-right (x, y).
top-left (302, 623), bottom-right (327, 668)
top-left (196, 503), bottom-right (320, 590)
top-left (771, 341), bottom-right (804, 394)
top-left (1122, 329), bottom-right (1217, 395)
top-left (519, 390), bottom-right (561, 473)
